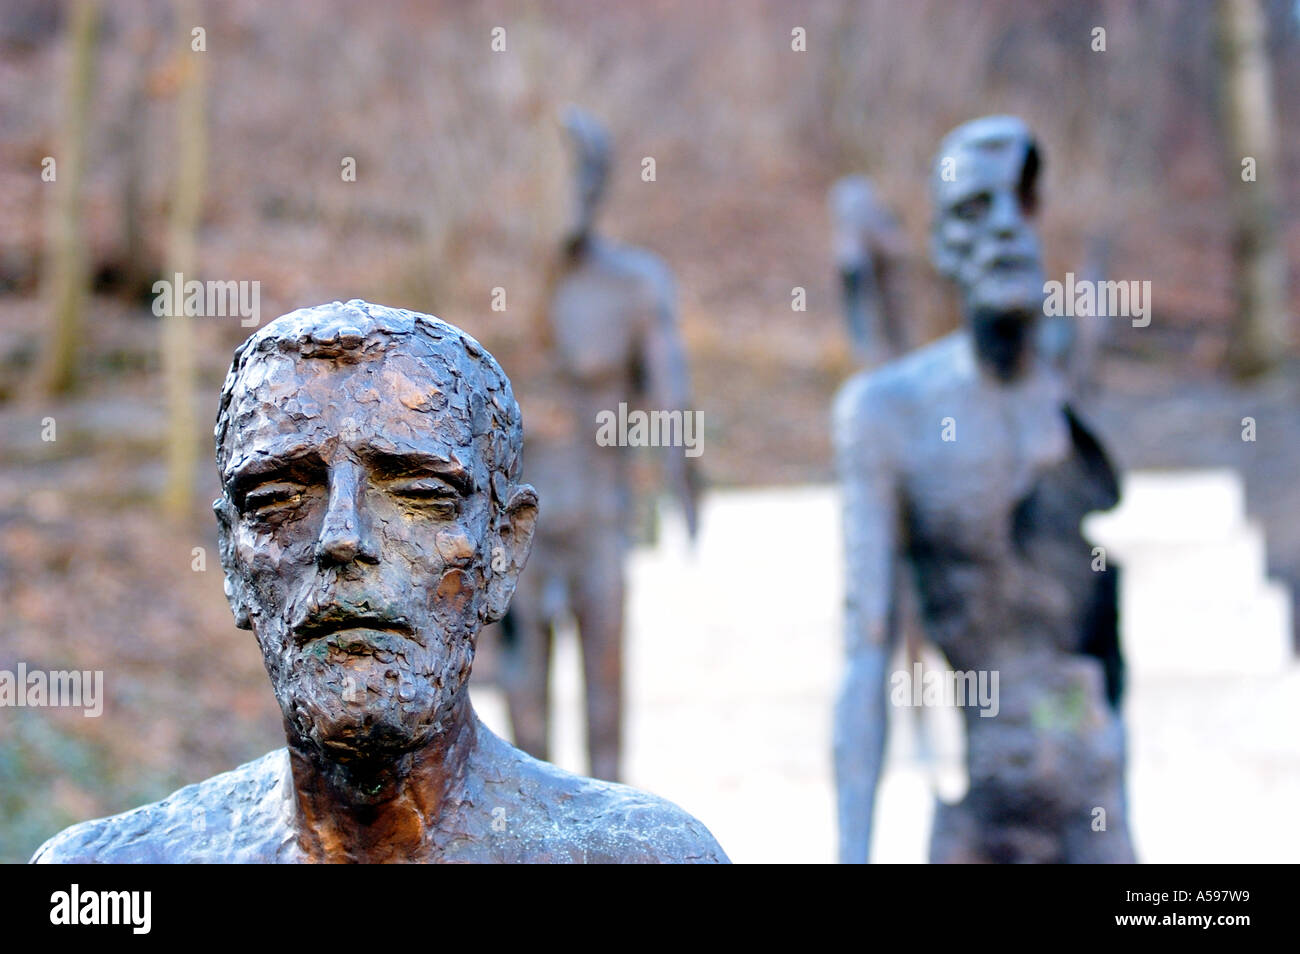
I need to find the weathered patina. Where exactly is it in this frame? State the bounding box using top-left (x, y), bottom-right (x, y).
top-left (33, 300), bottom-right (726, 863)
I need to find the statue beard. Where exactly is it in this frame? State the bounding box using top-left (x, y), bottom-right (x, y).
top-left (259, 623), bottom-right (475, 768)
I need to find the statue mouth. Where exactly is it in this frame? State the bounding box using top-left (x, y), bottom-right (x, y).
top-left (293, 612), bottom-right (415, 649)
top-left (985, 253), bottom-right (1036, 274)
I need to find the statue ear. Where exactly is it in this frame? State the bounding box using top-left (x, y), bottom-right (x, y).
top-left (483, 484), bottom-right (538, 624)
top-left (213, 496), bottom-right (252, 630)
top-left (224, 577), bottom-right (252, 630)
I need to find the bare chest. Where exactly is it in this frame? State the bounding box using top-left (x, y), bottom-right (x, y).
top-left (900, 387), bottom-right (1070, 554)
top-left (549, 269), bottom-right (650, 385)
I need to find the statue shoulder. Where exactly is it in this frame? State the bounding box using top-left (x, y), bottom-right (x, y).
top-left (833, 332), bottom-right (971, 438)
top-left (584, 238), bottom-right (675, 297)
top-left (30, 749), bottom-right (291, 864)
top-left (564, 775), bottom-right (730, 863)
top-left (475, 727), bottom-right (729, 863)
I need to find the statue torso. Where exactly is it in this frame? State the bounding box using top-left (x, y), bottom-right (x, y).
top-left (854, 332), bottom-right (1120, 674)
top-left (845, 332), bottom-right (1127, 814)
top-left (522, 238), bottom-right (676, 540)
top-left (546, 237), bottom-right (668, 393)
top-left (30, 723), bottom-right (727, 864)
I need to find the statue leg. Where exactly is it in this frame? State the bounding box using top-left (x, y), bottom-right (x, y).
top-left (1064, 754), bottom-right (1137, 863)
top-left (1064, 804), bottom-right (1136, 863)
top-left (574, 529), bottom-right (625, 781)
top-left (929, 798), bottom-right (990, 863)
top-left (1065, 700), bottom-right (1137, 862)
top-left (502, 575), bottom-right (554, 763)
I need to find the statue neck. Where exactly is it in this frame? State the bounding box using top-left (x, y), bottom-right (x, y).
top-left (970, 310), bottom-right (1036, 384)
top-left (286, 693), bottom-right (477, 863)
top-left (564, 229), bottom-right (592, 260)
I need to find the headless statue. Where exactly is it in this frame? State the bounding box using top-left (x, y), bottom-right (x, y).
top-left (829, 174), bottom-right (910, 365)
top-left (500, 107), bottom-right (699, 782)
top-left (833, 117), bottom-right (1134, 864)
top-left (31, 300), bottom-right (726, 863)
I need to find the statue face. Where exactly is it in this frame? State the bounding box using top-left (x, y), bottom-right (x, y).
top-left (931, 117), bottom-right (1044, 313)
top-left (217, 337), bottom-right (532, 765)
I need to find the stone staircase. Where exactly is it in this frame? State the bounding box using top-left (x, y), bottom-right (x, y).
top-left (472, 477), bottom-right (1300, 862)
top-left (1085, 469), bottom-right (1293, 676)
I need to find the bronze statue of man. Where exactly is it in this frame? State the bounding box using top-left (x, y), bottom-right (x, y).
top-left (500, 107), bottom-right (699, 782)
top-left (833, 116), bottom-right (1134, 864)
top-left (32, 300), bottom-right (726, 863)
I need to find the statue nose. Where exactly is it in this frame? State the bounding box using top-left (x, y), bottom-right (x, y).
top-left (318, 527), bottom-right (364, 565)
top-left (316, 464), bottom-right (378, 566)
top-left (987, 191), bottom-right (1023, 237)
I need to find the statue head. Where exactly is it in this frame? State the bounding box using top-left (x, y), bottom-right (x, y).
top-left (213, 300), bottom-right (537, 769)
top-left (829, 174), bottom-right (880, 273)
top-left (930, 115), bottom-right (1044, 317)
top-left (561, 104), bottom-right (611, 245)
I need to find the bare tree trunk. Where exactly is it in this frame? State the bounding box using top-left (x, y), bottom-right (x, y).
top-left (520, 8), bottom-right (566, 359)
top-left (162, 0), bottom-right (206, 520)
top-left (1217, 0), bottom-right (1290, 378)
top-left (116, 24), bottom-right (158, 302)
top-left (38, 0), bottom-right (98, 396)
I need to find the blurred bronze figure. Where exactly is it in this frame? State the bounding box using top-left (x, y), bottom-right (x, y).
top-left (32, 300), bottom-right (726, 863)
top-left (829, 174), bottom-right (909, 365)
top-left (501, 107), bottom-right (699, 782)
top-left (833, 117), bottom-right (1133, 863)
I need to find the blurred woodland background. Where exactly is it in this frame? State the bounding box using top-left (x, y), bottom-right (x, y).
top-left (1, 0), bottom-right (1298, 862)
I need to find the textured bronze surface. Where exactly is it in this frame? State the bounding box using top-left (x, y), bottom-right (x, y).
top-left (32, 300), bottom-right (726, 863)
top-left (834, 117), bottom-right (1135, 864)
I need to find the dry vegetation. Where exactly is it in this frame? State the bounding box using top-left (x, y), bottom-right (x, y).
top-left (0, 0), bottom-right (1297, 861)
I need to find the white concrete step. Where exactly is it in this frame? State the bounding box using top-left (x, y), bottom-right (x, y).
top-left (1121, 578), bottom-right (1293, 675)
top-left (1085, 469), bottom-right (1247, 546)
top-left (1087, 468), bottom-right (1294, 676)
top-left (475, 479), bottom-right (1299, 863)
top-left (1109, 524), bottom-right (1269, 596)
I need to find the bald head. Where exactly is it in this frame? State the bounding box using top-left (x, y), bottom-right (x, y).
top-left (930, 115), bottom-right (1040, 218)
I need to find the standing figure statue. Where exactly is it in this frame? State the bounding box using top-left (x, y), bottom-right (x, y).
top-left (828, 174), bottom-right (910, 366)
top-left (501, 107), bottom-right (699, 782)
top-left (32, 300), bottom-right (727, 863)
top-left (833, 116), bottom-right (1134, 864)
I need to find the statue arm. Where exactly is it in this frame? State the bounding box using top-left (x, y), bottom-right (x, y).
top-left (832, 385), bottom-right (902, 864)
top-left (639, 272), bottom-right (700, 539)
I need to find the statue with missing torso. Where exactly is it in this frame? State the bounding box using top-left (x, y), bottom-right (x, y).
top-left (833, 117), bottom-right (1135, 864)
top-left (31, 299), bottom-right (727, 863)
